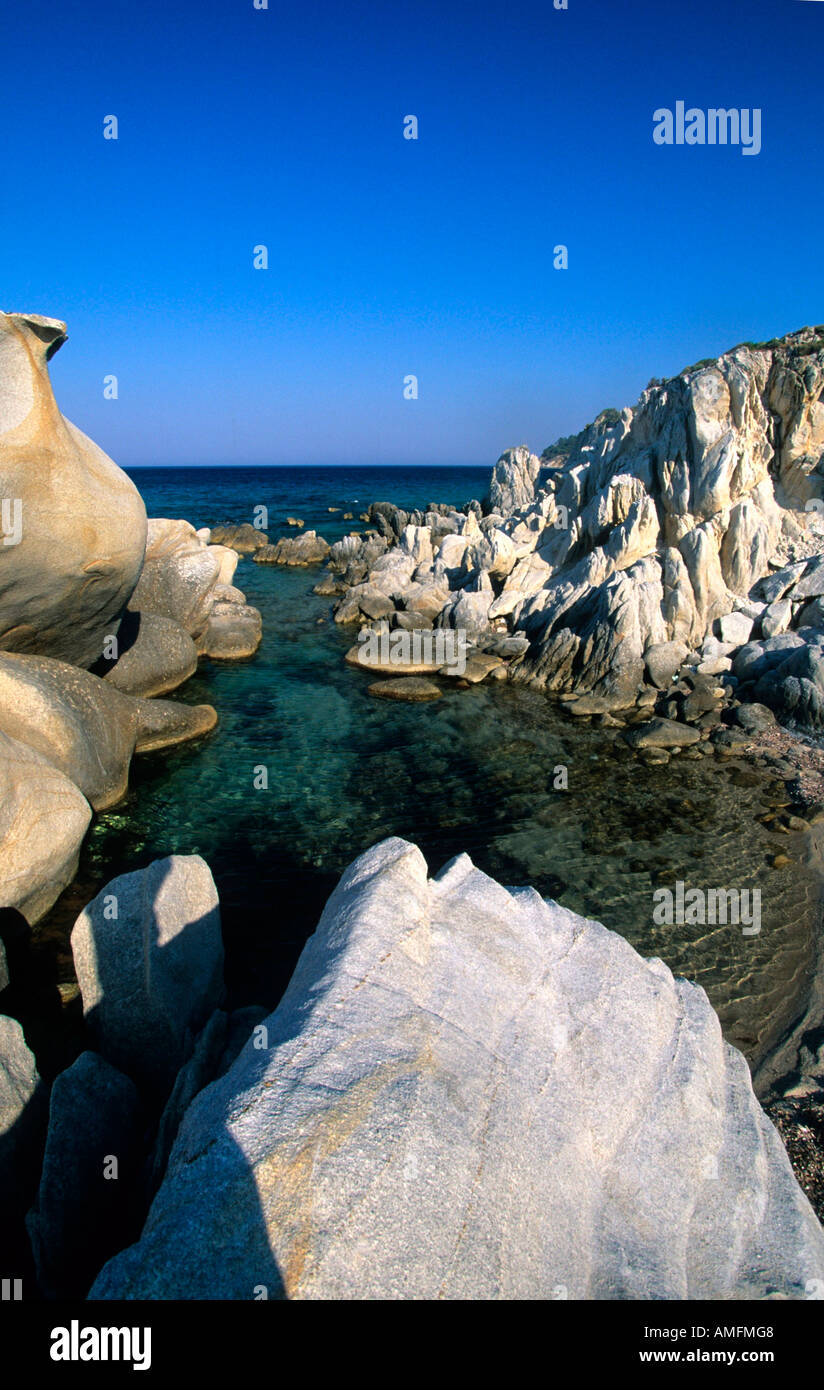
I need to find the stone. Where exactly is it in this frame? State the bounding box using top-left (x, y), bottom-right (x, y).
top-left (129, 520), bottom-right (221, 639)
top-left (441, 652), bottom-right (503, 684)
top-left (793, 556), bottom-right (824, 601)
top-left (0, 729), bottom-right (92, 923)
top-left (733, 634), bottom-right (805, 683)
top-left (0, 312), bottom-right (147, 669)
top-left (26, 1051), bottom-right (142, 1298)
top-left (760, 562), bottom-right (807, 605)
top-left (357, 587), bottom-right (396, 622)
top-left (345, 644), bottom-right (443, 677)
top-left (368, 678), bottom-right (443, 702)
top-left (212, 583), bottom-right (247, 605)
top-left (624, 718), bottom-right (702, 749)
top-left (489, 446), bottom-right (542, 514)
top-left (644, 641), bottom-right (689, 689)
top-left (207, 544), bottom-right (240, 586)
top-left (98, 610), bottom-right (198, 697)
top-left (697, 656), bottom-right (732, 676)
top-left (91, 839), bottom-right (824, 1300)
top-left (0, 653), bottom-right (217, 811)
top-left (196, 602), bottom-right (262, 660)
top-left (148, 1010), bottom-right (229, 1192)
top-left (0, 1014), bottom-right (48, 1250)
top-left (711, 726), bottom-right (753, 750)
top-left (254, 532), bottom-right (331, 566)
top-left (762, 598), bottom-right (793, 639)
top-left (70, 856), bottom-right (224, 1099)
top-left (798, 596), bottom-right (824, 629)
top-left (719, 611), bottom-right (754, 647)
top-left (208, 523), bottom-right (268, 554)
top-left (734, 703), bottom-right (777, 733)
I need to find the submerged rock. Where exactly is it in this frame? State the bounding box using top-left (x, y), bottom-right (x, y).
top-left (0, 311), bottom-right (147, 668)
top-left (624, 717), bottom-right (702, 749)
top-left (92, 839), bottom-right (824, 1300)
top-left (368, 677), bottom-right (443, 701)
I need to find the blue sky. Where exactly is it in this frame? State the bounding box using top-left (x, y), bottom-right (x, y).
top-left (2, 0), bottom-right (821, 466)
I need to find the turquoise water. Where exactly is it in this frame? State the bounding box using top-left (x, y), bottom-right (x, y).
top-left (27, 468), bottom-right (822, 1088)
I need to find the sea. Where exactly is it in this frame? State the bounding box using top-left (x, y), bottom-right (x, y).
top-left (22, 466), bottom-right (823, 1092)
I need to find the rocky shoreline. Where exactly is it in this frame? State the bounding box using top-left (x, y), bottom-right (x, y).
top-left (3, 311), bottom-right (824, 1297)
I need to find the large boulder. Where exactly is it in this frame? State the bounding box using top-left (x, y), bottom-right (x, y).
top-left (0, 312), bottom-right (147, 668)
top-left (196, 601), bottom-right (262, 660)
top-left (70, 856), bottom-right (224, 1100)
top-left (91, 839), bottom-right (824, 1300)
top-left (26, 1051), bottom-right (142, 1298)
top-left (0, 653), bottom-right (217, 810)
top-left (97, 610), bottom-right (199, 698)
top-left (0, 729), bottom-right (91, 923)
top-left (208, 523), bottom-right (268, 555)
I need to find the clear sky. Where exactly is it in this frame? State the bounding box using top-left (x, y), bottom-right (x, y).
top-left (2, 0), bottom-right (821, 467)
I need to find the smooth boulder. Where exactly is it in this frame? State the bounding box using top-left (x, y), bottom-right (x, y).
top-left (70, 856), bottom-right (224, 1099)
top-left (98, 610), bottom-right (198, 697)
top-left (0, 653), bottom-right (216, 810)
top-left (0, 729), bottom-right (92, 923)
top-left (0, 312), bottom-right (147, 668)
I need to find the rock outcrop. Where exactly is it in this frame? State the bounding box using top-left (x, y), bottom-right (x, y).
top-left (0, 653), bottom-right (217, 810)
top-left (319, 328), bottom-right (824, 728)
top-left (91, 838), bottom-right (824, 1300)
top-left (0, 311), bottom-right (147, 668)
top-left (489, 445), bottom-right (543, 515)
top-left (254, 531), bottom-right (331, 566)
top-left (0, 729), bottom-right (92, 923)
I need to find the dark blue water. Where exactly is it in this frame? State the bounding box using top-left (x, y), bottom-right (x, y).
top-left (29, 467), bottom-right (821, 1085)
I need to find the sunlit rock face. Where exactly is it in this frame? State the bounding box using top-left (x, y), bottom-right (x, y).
top-left (0, 311), bottom-right (147, 669)
top-left (91, 839), bottom-right (824, 1301)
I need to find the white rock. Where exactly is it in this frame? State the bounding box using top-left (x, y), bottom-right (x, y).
top-left (91, 839), bottom-right (824, 1301)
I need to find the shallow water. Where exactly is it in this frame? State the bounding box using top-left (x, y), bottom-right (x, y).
top-left (23, 468), bottom-right (822, 1090)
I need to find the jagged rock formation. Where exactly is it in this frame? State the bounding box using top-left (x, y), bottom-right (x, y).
top-left (91, 838), bottom-right (824, 1301)
top-left (0, 312), bottom-right (147, 668)
top-left (321, 328), bottom-right (824, 727)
